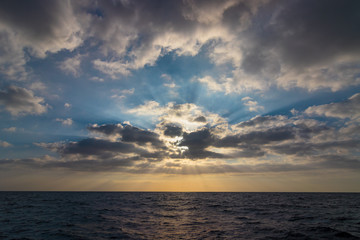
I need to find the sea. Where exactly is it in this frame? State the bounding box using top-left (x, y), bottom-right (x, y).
top-left (0, 192), bottom-right (359, 239)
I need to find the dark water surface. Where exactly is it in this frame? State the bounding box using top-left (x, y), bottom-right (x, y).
top-left (0, 192), bottom-right (359, 239)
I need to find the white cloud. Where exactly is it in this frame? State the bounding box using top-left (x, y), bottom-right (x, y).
top-left (161, 74), bottom-right (172, 81)
top-left (59, 54), bottom-right (82, 77)
top-left (277, 63), bottom-right (360, 92)
top-left (128, 101), bottom-right (227, 133)
top-left (120, 88), bottom-right (135, 95)
top-left (64, 103), bottom-right (71, 109)
top-left (161, 74), bottom-right (177, 89)
top-left (3, 127), bottom-right (16, 132)
top-left (111, 88), bottom-right (134, 100)
top-left (93, 60), bottom-right (131, 79)
top-left (29, 81), bottom-right (46, 91)
top-left (56, 118), bottom-right (73, 126)
top-left (241, 97), bottom-right (264, 112)
top-left (241, 96), bottom-right (252, 101)
top-left (164, 82), bottom-right (177, 88)
top-left (127, 101), bottom-right (165, 116)
top-left (0, 140), bottom-right (12, 148)
top-left (305, 93), bottom-right (360, 121)
top-left (89, 76), bottom-right (104, 82)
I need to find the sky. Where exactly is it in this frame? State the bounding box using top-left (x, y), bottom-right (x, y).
top-left (0, 0), bottom-right (359, 191)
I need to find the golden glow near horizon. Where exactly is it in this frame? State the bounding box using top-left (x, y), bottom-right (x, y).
top-left (0, 167), bottom-right (359, 192)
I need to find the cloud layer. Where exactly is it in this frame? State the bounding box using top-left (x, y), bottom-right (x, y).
top-left (2, 94), bottom-right (359, 174)
top-left (1, 0), bottom-right (359, 93)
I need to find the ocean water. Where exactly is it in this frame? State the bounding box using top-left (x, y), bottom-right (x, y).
top-left (0, 192), bottom-right (359, 239)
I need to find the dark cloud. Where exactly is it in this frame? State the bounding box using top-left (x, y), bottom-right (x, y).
top-left (217, 126), bottom-right (295, 147)
top-left (121, 125), bottom-right (163, 146)
top-left (88, 123), bottom-right (164, 146)
top-left (0, 0), bottom-right (82, 56)
top-left (294, 123), bottom-right (330, 139)
top-left (87, 123), bottom-right (121, 135)
top-left (33, 106), bottom-right (357, 171)
top-left (0, 1), bottom-right (67, 42)
top-left (234, 115), bottom-right (285, 128)
top-left (313, 155), bottom-right (360, 170)
top-left (45, 157), bottom-right (139, 172)
top-left (0, 85), bottom-right (47, 116)
top-left (179, 128), bottom-right (224, 159)
top-left (233, 145), bottom-right (265, 158)
top-left (241, 51), bottom-right (267, 75)
top-left (87, 0), bottom-right (196, 56)
top-left (1, 0), bottom-right (359, 92)
top-left (193, 116), bottom-right (207, 122)
top-left (58, 138), bottom-right (136, 156)
top-left (0, 156), bottom-right (139, 172)
top-left (3, 154), bottom-right (358, 174)
top-left (163, 124), bottom-right (182, 137)
top-left (95, 0), bottom-right (189, 30)
top-left (251, 0), bottom-right (360, 70)
top-left (0, 0), bottom-right (83, 78)
top-left (271, 140), bottom-right (360, 156)
top-left (270, 143), bottom-right (316, 156)
top-left (180, 128), bottom-right (213, 149)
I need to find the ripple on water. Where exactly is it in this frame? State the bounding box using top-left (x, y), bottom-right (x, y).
top-left (0, 192), bottom-right (359, 239)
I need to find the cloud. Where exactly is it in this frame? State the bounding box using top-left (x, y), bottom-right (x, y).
top-left (120, 89), bottom-right (135, 95)
top-left (198, 76), bottom-right (228, 93)
top-left (264, 0), bottom-right (360, 91)
top-left (53, 138), bottom-right (137, 156)
top-left (0, 85), bottom-right (48, 116)
top-left (0, 28), bottom-right (27, 80)
top-left (194, 116), bottom-right (207, 123)
top-left (195, 0), bottom-right (360, 93)
top-left (241, 97), bottom-right (264, 112)
top-left (29, 81), bottom-right (46, 91)
top-left (129, 101), bottom-right (227, 133)
top-left (88, 123), bottom-right (164, 147)
top-left (5, 92), bottom-right (353, 175)
top-left (3, 127), bottom-right (16, 132)
top-left (0, 0), bottom-right (85, 79)
top-left (1, 0), bottom-right (358, 93)
top-left (84, 0), bottom-right (260, 79)
top-left (2, 153), bottom-right (359, 174)
top-left (270, 140), bottom-right (360, 156)
top-left (93, 60), bottom-right (131, 79)
top-left (56, 118), bottom-right (73, 126)
top-left (89, 76), bottom-right (104, 82)
top-left (127, 101), bottom-right (165, 116)
top-left (267, 0), bottom-right (360, 69)
top-left (161, 74), bottom-right (172, 81)
top-left (305, 93), bottom-right (360, 120)
top-left (232, 115), bottom-right (289, 133)
top-left (161, 74), bottom-right (178, 89)
top-left (163, 124), bottom-right (183, 137)
top-left (64, 103), bottom-right (71, 108)
top-left (0, 140), bottom-right (12, 148)
top-left (111, 88), bottom-right (134, 100)
top-left (6, 95), bottom-right (358, 173)
top-left (59, 54), bottom-right (82, 77)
